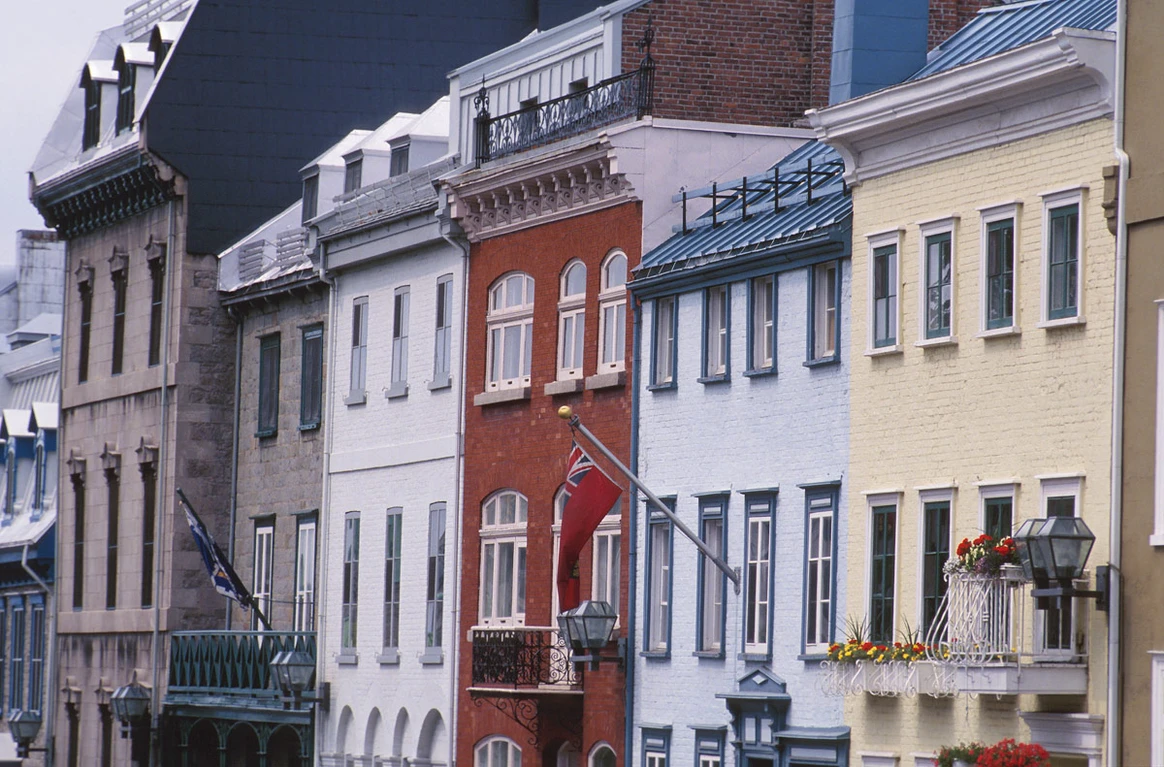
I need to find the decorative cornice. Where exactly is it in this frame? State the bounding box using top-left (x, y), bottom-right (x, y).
top-left (807, 29), bottom-right (1116, 185)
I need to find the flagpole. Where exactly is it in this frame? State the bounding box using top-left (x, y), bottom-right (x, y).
top-left (558, 406), bottom-right (741, 593)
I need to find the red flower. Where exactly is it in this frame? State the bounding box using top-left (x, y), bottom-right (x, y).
top-left (994, 545), bottom-right (1010, 556)
top-left (957, 540), bottom-right (971, 556)
top-left (861, 642), bottom-right (873, 651)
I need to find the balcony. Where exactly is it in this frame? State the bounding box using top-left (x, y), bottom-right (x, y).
top-left (166, 630), bottom-right (317, 708)
top-left (469, 626), bottom-right (581, 694)
top-left (473, 62), bottom-right (655, 166)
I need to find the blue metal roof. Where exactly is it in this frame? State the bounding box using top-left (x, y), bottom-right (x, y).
top-left (636, 142), bottom-right (850, 282)
top-left (911, 0), bottom-right (1116, 80)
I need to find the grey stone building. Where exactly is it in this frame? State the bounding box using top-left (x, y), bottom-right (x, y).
top-left (0, 231), bottom-right (66, 352)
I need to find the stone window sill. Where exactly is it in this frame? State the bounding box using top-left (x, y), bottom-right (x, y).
top-left (337, 652), bottom-right (358, 666)
top-left (377, 649), bottom-right (399, 666)
top-left (419, 648), bottom-right (444, 666)
top-left (384, 382), bottom-right (408, 399)
top-left (428, 375), bottom-right (452, 391)
top-left (585, 370), bottom-right (626, 390)
top-left (344, 391), bottom-right (367, 406)
top-left (1037, 315), bottom-right (1086, 330)
top-left (473, 387), bottom-right (531, 407)
top-left (865, 344), bottom-right (902, 357)
top-left (544, 378), bottom-right (583, 397)
top-left (978, 325), bottom-right (1020, 339)
top-left (916, 335), bottom-right (958, 349)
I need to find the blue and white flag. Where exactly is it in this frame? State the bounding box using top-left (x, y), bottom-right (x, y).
top-left (178, 491), bottom-right (252, 609)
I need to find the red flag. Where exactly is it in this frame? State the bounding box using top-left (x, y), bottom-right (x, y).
top-left (556, 441), bottom-right (622, 611)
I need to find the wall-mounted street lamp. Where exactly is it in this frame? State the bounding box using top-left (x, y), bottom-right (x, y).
top-left (1014, 516), bottom-right (1108, 611)
top-left (557, 600), bottom-right (623, 671)
top-left (270, 650), bottom-right (329, 711)
top-left (111, 679), bottom-right (152, 765)
top-left (7, 710), bottom-right (44, 759)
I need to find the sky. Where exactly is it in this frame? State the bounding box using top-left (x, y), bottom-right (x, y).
top-left (0, 0), bottom-right (130, 266)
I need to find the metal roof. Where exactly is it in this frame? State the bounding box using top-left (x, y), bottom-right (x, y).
top-left (636, 142), bottom-right (850, 280)
top-left (316, 156), bottom-right (458, 240)
top-left (911, 0), bottom-right (1116, 80)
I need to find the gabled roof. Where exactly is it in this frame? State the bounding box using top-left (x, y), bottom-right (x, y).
top-left (635, 142), bottom-right (850, 285)
top-left (911, 0), bottom-right (1116, 80)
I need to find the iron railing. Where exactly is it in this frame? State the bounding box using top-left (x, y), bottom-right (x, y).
top-left (474, 62), bottom-right (655, 166)
top-left (925, 570), bottom-right (1020, 665)
top-left (167, 631), bottom-right (316, 704)
top-left (470, 626), bottom-right (580, 690)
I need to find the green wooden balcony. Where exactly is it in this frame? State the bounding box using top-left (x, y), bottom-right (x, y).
top-left (166, 630), bottom-right (316, 708)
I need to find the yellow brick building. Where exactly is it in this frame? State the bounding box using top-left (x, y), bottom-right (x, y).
top-left (810, 18), bottom-right (1116, 767)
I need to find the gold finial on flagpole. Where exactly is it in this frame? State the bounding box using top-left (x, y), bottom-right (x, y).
top-left (557, 405), bottom-right (573, 420)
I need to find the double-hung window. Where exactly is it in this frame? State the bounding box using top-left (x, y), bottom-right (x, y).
top-left (344, 158), bottom-right (363, 194)
top-left (341, 512), bottom-right (360, 652)
top-left (71, 469), bottom-right (85, 611)
top-left (744, 495), bottom-right (774, 655)
top-left (480, 491), bottom-right (527, 625)
top-left (383, 509), bottom-right (402, 656)
top-left (348, 297), bottom-right (368, 403)
top-left (921, 225), bottom-right (954, 341)
top-left (257, 334), bottom-right (280, 437)
top-left (701, 286), bottom-right (729, 381)
top-left (78, 281), bottom-right (92, 384)
top-left (1043, 193), bottom-right (1083, 322)
top-left (591, 498), bottom-right (621, 618)
top-left (487, 273), bottom-right (535, 391)
top-left (29, 602), bottom-right (44, 713)
top-left (115, 62), bottom-right (135, 133)
top-left (147, 250), bottom-right (165, 367)
top-left (808, 261), bottom-right (840, 363)
top-left (642, 729), bottom-right (669, 767)
top-left (105, 464), bottom-right (120, 610)
top-left (111, 263), bottom-right (127, 375)
top-left (293, 516), bottom-right (316, 631)
top-left (803, 489), bottom-right (835, 653)
top-left (696, 496), bottom-right (726, 654)
top-left (651, 296), bottom-right (677, 388)
top-left (300, 325), bottom-right (324, 429)
top-left (920, 494), bottom-right (951, 638)
top-left (695, 731), bottom-right (724, 767)
top-left (252, 522), bottom-right (273, 629)
top-left (982, 207), bottom-right (1017, 331)
top-left (558, 262), bottom-right (586, 380)
top-left (140, 462), bottom-right (156, 608)
top-left (301, 175), bottom-right (318, 224)
top-left (980, 485), bottom-right (1014, 542)
top-left (425, 503), bottom-right (446, 654)
top-left (869, 236), bottom-right (899, 350)
top-left (869, 499), bottom-right (897, 644)
top-left (598, 251), bottom-right (627, 373)
top-left (747, 275), bottom-right (776, 373)
top-left (389, 286), bottom-right (410, 398)
top-left (645, 501), bottom-right (674, 654)
top-left (9, 600), bottom-right (24, 711)
top-left (1037, 478), bottom-right (1082, 658)
top-left (433, 275), bottom-right (453, 387)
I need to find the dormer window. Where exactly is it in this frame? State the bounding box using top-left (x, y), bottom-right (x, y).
top-left (389, 144), bottom-right (410, 177)
top-left (83, 80), bottom-right (101, 150)
top-left (344, 159), bottom-right (363, 194)
top-left (302, 175), bottom-right (319, 223)
top-left (115, 63), bottom-right (136, 133)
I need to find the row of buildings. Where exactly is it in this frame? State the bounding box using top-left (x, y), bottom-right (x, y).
top-left (14, 0), bottom-right (1164, 765)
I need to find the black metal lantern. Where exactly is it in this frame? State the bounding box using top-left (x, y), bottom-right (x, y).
top-left (558, 600), bottom-right (619, 670)
top-left (1014, 516), bottom-right (1106, 610)
top-left (111, 681), bottom-right (151, 737)
top-left (7, 710), bottom-right (42, 758)
top-left (271, 649), bottom-right (316, 695)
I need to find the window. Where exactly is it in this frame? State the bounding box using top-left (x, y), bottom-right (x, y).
top-left (480, 491), bottom-right (527, 625)
top-left (33, 438), bottom-right (45, 516)
top-left (100, 704), bottom-right (113, 767)
top-left (645, 504), bottom-right (673, 653)
top-left (598, 251), bottom-right (627, 373)
top-left (701, 286), bottom-right (729, 381)
top-left (78, 282), bottom-right (92, 384)
top-left (140, 462), bottom-right (156, 608)
top-left (804, 489), bottom-right (835, 653)
top-left (105, 466), bottom-right (119, 610)
top-left (589, 744), bottom-right (616, 767)
top-left (982, 490), bottom-right (1014, 542)
top-left (147, 252), bottom-right (165, 367)
top-left (871, 242), bottom-right (898, 348)
top-left (487, 273), bottom-right (535, 391)
top-left (923, 230), bottom-right (953, 340)
top-left (83, 80), bottom-right (101, 150)
top-left (9, 600), bottom-right (24, 711)
top-left (111, 266), bottom-right (127, 375)
top-left (869, 502), bottom-right (897, 644)
top-left (747, 275), bottom-right (775, 373)
top-left (252, 522), bottom-right (273, 629)
top-left (557, 262), bottom-right (586, 380)
top-left (426, 503), bottom-right (446, 650)
top-left (642, 730), bottom-right (670, 767)
top-left (809, 261), bottom-right (839, 362)
top-left (4, 443), bottom-right (15, 519)
top-left (921, 497), bottom-right (951, 637)
top-left (349, 297), bottom-right (368, 400)
top-left (651, 296), bottom-right (677, 387)
top-left (984, 215), bottom-right (1016, 330)
top-left (0, 608), bottom-right (5, 711)
top-left (591, 498), bottom-right (621, 617)
top-left (72, 472), bottom-right (85, 611)
top-left (344, 159), bottom-right (363, 194)
top-left (66, 700), bottom-right (79, 767)
top-left (745, 496), bottom-right (773, 655)
top-left (300, 325), bottom-right (324, 429)
top-left (433, 275), bottom-right (453, 385)
top-left (390, 144), bottom-right (410, 177)
top-left (341, 512), bottom-right (360, 651)
top-left (694, 731), bottom-right (724, 767)
top-left (302, 175), bottom-right (318, 223)
top-left (115, 62), bottom-right (135, 133)
top-left (384, 509), bottom-right (402, 652)
top-left (697, 497), bottom-right (726, 654)
top-left (476, 737), bottom-right (521, 767)
top-left (258, 334), bottom-right (280, 437)
top-left (389, 287), bottom-right (410, 397)
top-left (293, 517), bottom-right (316, 631)
top-left (1045, 200), bottom-right (1081, 321)
top-left (1038, 478), bottom-right (1082, 657)
top-left (29, 604), bottom-right (44, 713)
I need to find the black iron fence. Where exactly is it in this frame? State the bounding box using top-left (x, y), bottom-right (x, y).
top-left (470, 626), bottom-right (581, 689)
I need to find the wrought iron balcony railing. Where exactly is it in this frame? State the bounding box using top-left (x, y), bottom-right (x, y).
top-left (470, 626), bottom-right (580, 691)
top-left (473, 61), bottom-right (655, 167)
top-left (167, 631), bottom-right (316, 706)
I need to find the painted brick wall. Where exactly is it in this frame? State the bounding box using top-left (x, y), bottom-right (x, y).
top-left (844, 118), bottom-right (1115, 759)
top-left (458, 202), bottom-right (642, 767)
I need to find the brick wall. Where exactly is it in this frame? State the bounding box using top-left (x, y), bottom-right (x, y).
top-left (458, 202), bottom-right (642, 767)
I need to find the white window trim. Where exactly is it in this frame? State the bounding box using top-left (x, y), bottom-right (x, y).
top-left (804, 494), bottom-right (833, 654)
top-left (978, 482), bottom-right (1019, 536)
top-left (916, 217), bottom-right (958, 346)
top-left (744, 508), bottom-right (772, 654)
top-left (557, 261), bottom-right (586, 380)
top-left (349, 296), bottom-right (369, 400)
top-left (588, 743), bottom-right (616, 767)
top-left (390, 286), bottom-right (410, 393)
top-left (1038, 187), bottom-right (1087, 327)
top-left (1034, 475), bottom-right (1084, 660)
top-left (480, 491), bottom-right (528, 626)
top-left (647, 517), bottom-right (671, 652)
top-left (978, 203), bottom-right (1022, 336)
top-left (1155, 300), bottom-right (1164, 546)
top-left (866, 229), bottom-right (903, 355)
top-left (486, 273), bottom-right (535, 391)
top-left (748, 274), bottom-right (776, 371)
top-left (253, 523), bottom-right (274, 629)
top-left (651, 296), bottom-right (676, 386)
top-left (1151, 652), bottom-right (1164, 766)
top-left (916, 488), bottom-right (954, 636)
top-left (811, 261), bottom-right (840, 361)
top-left (592, 511), bottom-right (621, 624)
top-left (476, 736), bottom-right (522, 767)
top-left (293, 518), bottom-right (316, 632)
top-left (865, 492), bottom-right (902, 644)
top-left (703, 285), bottom-right (729, 379)
top-left (598, 251), bottom-right (628, 374)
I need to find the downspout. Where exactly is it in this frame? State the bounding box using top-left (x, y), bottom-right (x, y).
top-left (440, 219), bottom-right (470, 767)
top-left (226, 312), bottom-right (243, 631)
top-left (21, 543), bottom-right (52, 766)
top-left (315, 239), bottom-right (338, 762)
top-left (1108, 1), bottom-right (1128, 764)
top-left (149, 197), bottom-right (177, 767)
top-left (626, 298), bottom-right (642, 767)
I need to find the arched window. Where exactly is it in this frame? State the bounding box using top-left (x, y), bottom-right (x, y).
top-left (551, 486), bottom-right (568, 621)
top-left (486, 273), bottom-right (536, 391)
top-left (598, 251), bottom-right (627, 373)
top-left (557, 261), bottom-right (587, 380)
top-left (480, 491), bottom-right (528, 625)
top-left (476, 736), bottom-right (522, 767)
top-left (588, 743), bottom-right (616, 767)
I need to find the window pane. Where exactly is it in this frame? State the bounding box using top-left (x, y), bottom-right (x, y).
top-left (503, 325), bottom-right (522, 379)
top-left (604, 254), bottom-right (627, 288)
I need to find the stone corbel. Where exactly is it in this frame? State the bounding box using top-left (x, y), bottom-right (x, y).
top-left (74, 259), bottom-right (95, 290)
top-left (95, 677), bottom-right (114, 706)
top-left (61, 676), bottom-right (83, 708)
top-left (67, 450), bottom-right (86, 487)
top-left (100, 443), bottom-right (121, 478)
top-left (108, 246), bottom-right (129, 277)
top-left (135, 437), bottom-right (158, 476)
top-left (144, 234), bottom-right (166, 270)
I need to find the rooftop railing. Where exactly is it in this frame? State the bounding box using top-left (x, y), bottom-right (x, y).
top-left (167, 630), bottom-right (316, 706)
